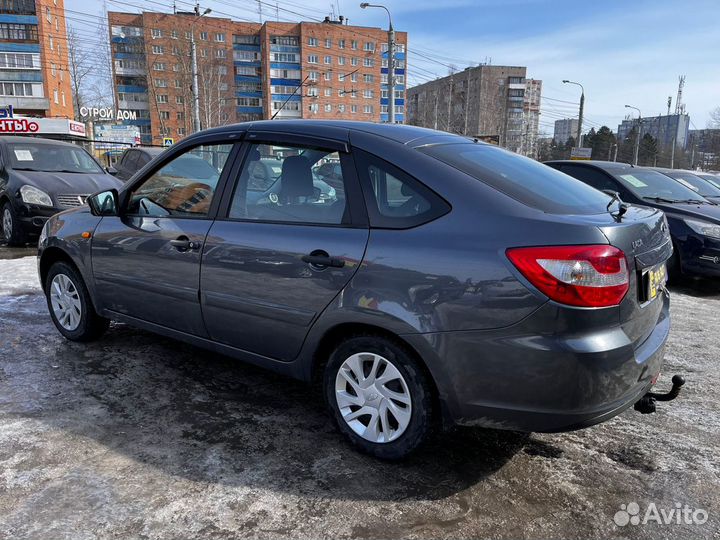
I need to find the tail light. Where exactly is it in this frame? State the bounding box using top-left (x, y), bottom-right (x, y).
top-left (506, 245), bottom-right (629, 307)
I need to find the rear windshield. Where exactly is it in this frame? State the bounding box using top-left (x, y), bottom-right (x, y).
top-left (611, 169), bottom-right (706, 203)
top-left (418, 143), bottom-right (612, 214)
top-left (663, 171), bottom-right (720, 198)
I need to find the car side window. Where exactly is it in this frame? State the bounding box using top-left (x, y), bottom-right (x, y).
top-left (121, 150), bottom-right (138, 171)
top-left (228, 143), bottom-right (348, 225)
top-left (354, 149), bottom-right (450, 228)
top-left (136, 152), bottom-right (151, 168)
top-left (127, 143), bottom-right (233, 217)
top-left (559, 165), bottom-right (620, 193)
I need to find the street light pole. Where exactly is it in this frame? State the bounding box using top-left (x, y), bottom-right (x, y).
top-left (360, 3), bottom-right (394, 124)
top-left (191, 8), bottom-right (211, 134)
top-left (625, 104), bottom-right (642, 166)
top-left (562, 79), bottom-right (584, 148)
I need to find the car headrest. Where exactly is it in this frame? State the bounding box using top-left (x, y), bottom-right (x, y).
top-left (400, 182), bottom-right (415, 197)
top-left (280, 155), bottom-right (314, 201)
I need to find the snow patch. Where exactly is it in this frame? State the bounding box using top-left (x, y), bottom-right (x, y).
top-left (0, 256), bottom-right (41, 297)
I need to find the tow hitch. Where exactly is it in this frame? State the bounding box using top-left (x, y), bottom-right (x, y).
top-left (634, 374), bottom-right (686, 414)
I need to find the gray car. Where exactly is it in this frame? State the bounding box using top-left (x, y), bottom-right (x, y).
top-left (38, 121), bottom-right (676, 459)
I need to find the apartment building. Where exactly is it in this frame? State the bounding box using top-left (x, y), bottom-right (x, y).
top-left (108, 10), bottom-right (407, 145)
top-left (0, 0), bottom-right (73, 117)
top-left (553, 118), bottom-right (579, 144)
top-left (405, 65), bottom-right (540, 155)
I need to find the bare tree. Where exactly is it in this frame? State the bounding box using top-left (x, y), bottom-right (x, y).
top-left (710, 107), bottom-right (720, 129)
top-left (66, 27), bottom-right (94, 119)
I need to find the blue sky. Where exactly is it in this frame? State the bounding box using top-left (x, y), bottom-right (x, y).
top-left (67, 0), bottom-right (720, 135)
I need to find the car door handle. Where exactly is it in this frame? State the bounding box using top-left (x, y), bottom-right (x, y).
top-left (170, 237), bottom-right (201, 251)
top-left (302, 254), bottom-right (345, 268)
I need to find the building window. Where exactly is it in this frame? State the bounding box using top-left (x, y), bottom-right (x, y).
top-left (351, 57), bottom-right (358, 66)
top-left (177, 111), bottom-right (184, 120)
top-left (216, 49), bottom-right (226, 58)
top-left (338, 104), bottom-right (345, 113)
top-left (218, 65), bottom-right (228, 75)
top-left (171, 30), bottom-right (178, 39)
top-left (338, 73), bottom-right (345, 82)
top-left (236, 66), bottom-right (262, 76)
top-left (200, 31), bottom-right (208, 40)
top-left (271, 52), bottom-right (298, 62)
top-left (363, 74), bottom-right (374, 83)
top-left (152, 45), bottom-right (164, 54)
top-left (159, 111), bottom-right (170, 120)
top-left (324, 88), bottom-right (331, 97)
top-left (61, 91), bottom-right (65, 107)
top-left (324, 55), bottom-right (331, 65)
top-left (234, 50), bottom-right (261, 62)
top-left (308, 37), bottom-right (317, 46)
top-left (363, 105), bottom-right (373, 114)
top-left (350, 73), bottom-right (357, 82)
top-left (324, 103), bottom-right (331, 112)
top-left (153, 62), bottom-right (165, 71)
top-left (201, 49), bottom-right (207, 58)
top-left (174, 79), bottom-right (181, 88)
top-left (337, 89), bottom-right (343, 96)
top-left (309, 103), bottom-right (318, 113)
top-left (0, 82), bottom-right (34, 96)
top-left (363, 89), bottom-right (374, 98)
top-left (364, 41), bottom-right (375, 52)
top-left (235, 34), bottom-right (259, 45)
top-left (351, 40), bottom-right (358, 50)
top-left (237, 97), bottom-right (261, 107)
top-left (272, 100), bottom-right (300, 111)
top-left (154, 79), bottom-right (167, 87)
top-left (351, 104), bottom-right (357, 113)
top-left (306, 87), bottom-right (318, 97)
top-left (308, 70), bottom-right (318, 81)
top-left (338, 39), bottom-right (345, 49)
top-left (215, 33), bottom-right (225, 42)
top-left (176, 95), bottom-right (184, 104)
top-left (270, 35), bottom-right (298, 46)
top-left (45, 6), bottom-right (51, 22)
top-left (172, 63), bottom-right (180, 72)
top-left (185, 31), bottom-right (191, 40)
top-left (338, 56), bottom-right (346, 66)
top-left (363, 58), bottom-right (374, 67)
top-left (151, 28), bottom-right (162, 38)
top-left (324, 38), bottom-right (331, 48)
top-left (49, 36), bottom-right (53, 49)
top-left (50, 63), bottom-right (56, 76)
top-left (396, 74), bottom-right (405, 84)
top-left (171, 46), bottom-right (180, 55)
top-left (308, 54), bottom-right (318, 63)
top-left (156, 94), bottom-right (168, 103)
top-left (270, 68), bottom-right (301, 78)
top-left (324, 71), bottom-right (331, 81)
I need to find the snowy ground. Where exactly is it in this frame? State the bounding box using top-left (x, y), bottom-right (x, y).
top-left (0, 251), bottom-right (718, 540)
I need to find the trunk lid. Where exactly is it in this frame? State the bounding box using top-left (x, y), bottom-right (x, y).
top-left (597, 205), bottom-right (672, 348)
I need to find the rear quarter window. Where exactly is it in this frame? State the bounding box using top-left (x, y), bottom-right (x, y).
top-left (419, 143), bottom-right (612, 214)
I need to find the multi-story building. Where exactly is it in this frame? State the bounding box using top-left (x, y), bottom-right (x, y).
top-left (0, 0), bottom-right (73, 118)
top-left (522, 78), bottom-right (541, 157)
top-left (553, 118), bottom-right (579, 145)
top-left (617, 113), bottom-right (690, 150)
top-left (108, 10), bottom-right (407, 145)
top-left (406, 65), bottom-right (539, 155)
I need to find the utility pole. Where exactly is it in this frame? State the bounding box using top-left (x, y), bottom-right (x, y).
top-left (625, 104), bottom-right (642, 166)
top-left (670, 136), bottom-right (676, 169)
top-left (562, 79), bottom-right (584, 149)
top-left (433, 91), bottom-right (438, 130)
top-left (613, 143), bottom-right (618, 162)
top-left (191, 7), bottom-right (211, 134)
top-left (447, 76), bottom-right (453, 133)
top-left (360, 3), bottom-right (395, 124)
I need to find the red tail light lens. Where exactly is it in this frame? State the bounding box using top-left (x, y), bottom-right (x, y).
top-left (506, 245), bottom-right (629, 307)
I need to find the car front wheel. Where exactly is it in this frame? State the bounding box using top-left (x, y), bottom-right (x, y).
top-left (45, 261), bottom-right (109, 342)
top-left (324, 335), bottom-right (434, 459)
top-left (1, 201), bottom-right (27, 246)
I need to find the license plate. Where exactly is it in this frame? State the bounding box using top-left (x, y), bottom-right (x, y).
top-left (645, 263), bottom-right (667, 300)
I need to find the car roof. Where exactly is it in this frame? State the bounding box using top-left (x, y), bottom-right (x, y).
top-left (0, 135), bottom-right (82, 148)
top-left (193, 119), bottom-right (473, 147)
top-left (544, 159), bottom-right (639, 174)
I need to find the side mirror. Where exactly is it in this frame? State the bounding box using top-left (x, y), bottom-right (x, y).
top-left (105, 166), bottom-right (118, 176)
top-left (88, 189), bottom-right (120, 217)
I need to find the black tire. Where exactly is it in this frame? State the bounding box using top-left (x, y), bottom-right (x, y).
top-left (323, 334), bottom-right (434, 460)
top-left (45, 261), bottom-right (110, 342)
top-left (1, 201), bottom-right (27, 246)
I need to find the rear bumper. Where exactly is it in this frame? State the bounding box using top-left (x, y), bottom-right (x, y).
top-left (403, 293), bottom-right (670, 432)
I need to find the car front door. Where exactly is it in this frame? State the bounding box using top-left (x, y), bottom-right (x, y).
top-left (91, 138), bottom-right (239, 336)
top-left (200, 134), bottom-right (369, 361)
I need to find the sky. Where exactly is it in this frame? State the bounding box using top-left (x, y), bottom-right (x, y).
top-left (65, 0), bottom-right (720, 136)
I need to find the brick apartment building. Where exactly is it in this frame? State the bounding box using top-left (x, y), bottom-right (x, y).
top-left (0, 0), bottom-right (73, 118)
top-left (108, 10), bottom-right (407, 145)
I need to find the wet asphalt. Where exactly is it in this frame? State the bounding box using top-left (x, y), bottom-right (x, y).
top-left (0, 246), bottom-right (718, 539)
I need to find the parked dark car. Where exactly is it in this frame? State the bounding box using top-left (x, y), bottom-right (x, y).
top-left (546, 160), bottom-right (720, 279)
top-left (651, 167), bottom-right (720, 203)
top-left (695, 171), bottom-right (720, 188)
top-left (0, 136), bottom-right (122, 246)
top-left (114, 147), bottom-right (164, 181)
top-left (39, 122), bottom-right (677, 459)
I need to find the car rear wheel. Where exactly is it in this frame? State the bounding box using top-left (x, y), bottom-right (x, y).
top-left (324, 335), bottom-right (434, 459)
top-left (1, 201), bottom-right (27, 246)
top-left (45, 261), bottom-right (109, 342)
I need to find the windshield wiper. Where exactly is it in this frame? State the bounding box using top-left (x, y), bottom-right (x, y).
top-left (11, 167), bottom-right (42, 171)
top-left (643, 196), bottom-right (682, 204)
top-left (675, 198), bottom-right (713, 205)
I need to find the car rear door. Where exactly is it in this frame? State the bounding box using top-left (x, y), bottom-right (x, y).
top-left (91, 137), bottom-right (240, 336)
top-left (200, 132), bottom-right (369, 361)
